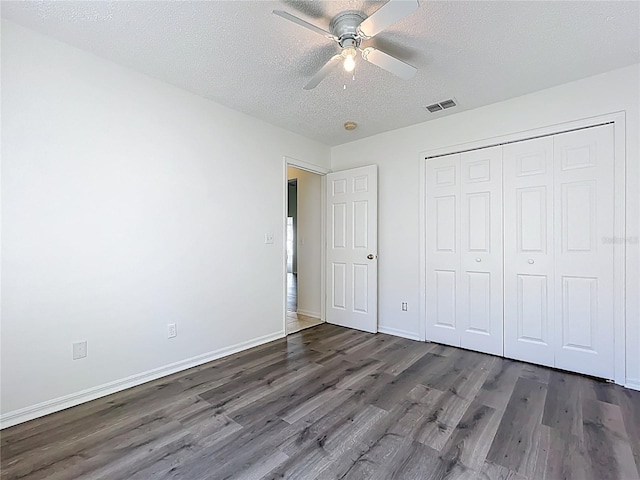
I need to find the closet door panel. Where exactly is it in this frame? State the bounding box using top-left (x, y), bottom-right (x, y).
top-left (459, 147), bottom-right (503, 356)
top-left (554, 124), bottom-right (615, 379)
top-left (503, 137), bottom-right (555, 367)
top-left (426, 154), bottom-right (461, 346)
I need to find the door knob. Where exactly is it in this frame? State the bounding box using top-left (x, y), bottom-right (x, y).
top-left (528, 259), bottom-right (535, 264)
top-left (367, 254), bottom-right (376, 260)
top-left (475, 258), bottom-right (482, 262)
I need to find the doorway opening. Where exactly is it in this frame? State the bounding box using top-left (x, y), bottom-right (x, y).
top-left (286, 167), bottom-right (324, 334)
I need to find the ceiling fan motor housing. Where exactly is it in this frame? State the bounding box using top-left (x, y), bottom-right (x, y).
top-left (330, 11), bottom-right (366, 48)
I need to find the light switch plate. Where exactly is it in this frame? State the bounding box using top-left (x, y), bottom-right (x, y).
top-left (264, 234), bottom-right (274, 244)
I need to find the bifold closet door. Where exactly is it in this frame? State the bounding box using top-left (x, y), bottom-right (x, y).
top-left (553, 124), bottom-right (615, 379)
top-left (504, 125), bottom-right (615, 379)
top-left (459, 147), bottom-right (503, 356)
top-left (426, 148), bottom-right (503, 356)
top-left (503, 137), bottom-right (555, 367)
top-left (426, 153), bottom-right (461, 347)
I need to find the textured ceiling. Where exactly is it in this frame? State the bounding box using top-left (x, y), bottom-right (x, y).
top-left (2, 1), bottom-right (639, 146)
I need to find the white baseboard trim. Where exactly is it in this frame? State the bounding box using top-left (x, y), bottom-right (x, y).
top-left (625, 379), bottom-right (640, 391)
top-left (296, 309), bottom-right (321, 319)
top-left (0, 330), bottom-right (285, 430)
top-left (378, 326), bottom-right (422, 341)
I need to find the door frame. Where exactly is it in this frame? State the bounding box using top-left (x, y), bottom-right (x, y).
top-left (419, 111), bottom-right (627, 386)
top-left (283, 156), bottom-right (330, 335)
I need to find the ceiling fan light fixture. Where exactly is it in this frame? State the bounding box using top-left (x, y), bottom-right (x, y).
top-left (341, 47), bottom-right (357, 72)
top-left (274, 0), bottom-right (420, 89)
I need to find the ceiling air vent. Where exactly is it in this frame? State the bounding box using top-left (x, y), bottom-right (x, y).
top-left (440, 99), bottom-right (456, 109)
top-left (425, 98), bottom-right (457, 113)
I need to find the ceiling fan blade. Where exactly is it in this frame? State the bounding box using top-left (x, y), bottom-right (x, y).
top-left (361, 47), bottom-right (417, 80)
top-left (304, 55), bottom-right (342, 90)
top-left (357, 0), bottom-right (419, 38)
top-left (273, 10), bottom-right (334, 39)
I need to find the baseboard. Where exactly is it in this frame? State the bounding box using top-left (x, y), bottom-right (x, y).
top-left (625, 379), bottom-right (640, 391)
top-left (378, 326), bottom-right (421, 341)
top-left (296, 309), bottom-right (321, 319)
top-left (0, 330), bottom-right (285, 429)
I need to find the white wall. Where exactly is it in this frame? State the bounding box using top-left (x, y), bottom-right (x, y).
top-left (287, 167), bottom-right (322, 318)
top-left (0, 21), bottom-right (330, 426)
top-left (331, 64), bottom-right (640, 387)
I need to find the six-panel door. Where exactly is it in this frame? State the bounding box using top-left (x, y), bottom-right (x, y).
top-left (326, 165), bottom-right (378, 333)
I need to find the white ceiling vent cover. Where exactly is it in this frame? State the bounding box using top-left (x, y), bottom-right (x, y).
top-left (426, 98), bottom-right (457, 113)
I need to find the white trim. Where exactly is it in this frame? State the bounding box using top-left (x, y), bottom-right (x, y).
top-left (296, 309), bottom-right (322, 319)
top-left (378, 326), bottom-right (421, 341)
top-left (284, 156), bottom-right (330, 175)
top-left (420, 113), bottom-right (622, 159)
top-left (283, 157), bottom-right (328, 335)
top-left (0, 331), bottom-right (284, 429)
top-left (419, 111), bottom-right (627, 386)
top-left (320, 174), bottom-right (327, 323)
top-left (418, 154), bottom-right (427, 342)
top-left (283, 158), bottom-right (289, 336)
top-left (626, 379), bottom-right (640, 392)
top-left (612, 111), bottom-right (627, 385)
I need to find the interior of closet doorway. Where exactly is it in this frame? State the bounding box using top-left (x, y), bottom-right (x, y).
top-left (422, 118), bottom-right (626, 384)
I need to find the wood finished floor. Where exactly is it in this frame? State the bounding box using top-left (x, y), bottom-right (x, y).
top-left (287, 312), bottom-right (323, 335)
top-left (2, 323), bottom-right (640, 480)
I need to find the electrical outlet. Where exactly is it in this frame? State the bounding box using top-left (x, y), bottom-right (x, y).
top-left (401, 302), bottom-right (408, 311)
top-left (264, 233), bottom-right (274, 244)
top-left (73, 341), bottom-right (88, 360)
top-left (167, 323), bottom-right (177, 338)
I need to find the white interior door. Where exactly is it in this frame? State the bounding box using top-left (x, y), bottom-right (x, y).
top-left (325, 165), bottom-right (378, 333)
top-left (503, 137), bottom-right (555, 368)
top-left (553, 124), bottom-right (615, 379)
top-left (426, 154), bottom-right (461, 346)
top-left (459, 147), bottom-right (504, 356)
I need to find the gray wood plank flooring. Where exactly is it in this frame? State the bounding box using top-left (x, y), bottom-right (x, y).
top-left (2, 323), bottom-right (639, 480)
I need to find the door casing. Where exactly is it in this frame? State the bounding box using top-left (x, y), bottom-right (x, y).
top-left (283, 156), bottom-right (329, 334)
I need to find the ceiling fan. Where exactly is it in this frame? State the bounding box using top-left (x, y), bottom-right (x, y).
top-left (273, 0), bottom-right (420, 90)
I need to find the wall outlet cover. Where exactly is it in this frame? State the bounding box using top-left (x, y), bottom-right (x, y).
top-left (168, 323), bottom-right (177, 338)
top-left (72, 341), bottom-right (88, 360)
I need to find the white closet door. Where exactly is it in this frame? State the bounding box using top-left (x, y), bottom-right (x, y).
top-left (426, 154), bottom-right (461, 346)
top-left (459, 147), bottom-right (504, 356)
top-left (553, 124), bottom-right (615, 379)
top-left (503, 137), bottom-right (555, 367)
